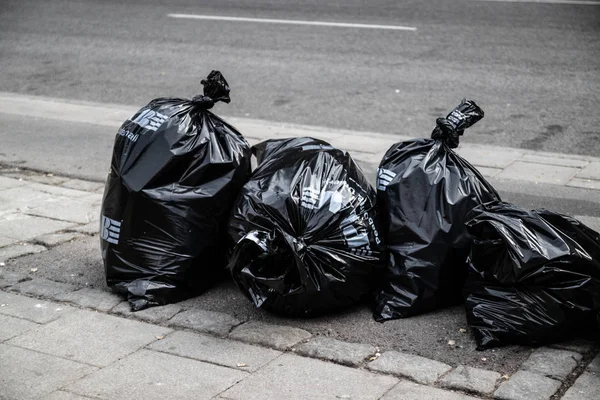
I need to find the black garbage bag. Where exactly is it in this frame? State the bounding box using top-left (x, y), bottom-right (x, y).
top-left (228, 137), bottom-right (385, 317)
top-left (373, 99), bottom-right (501, 321)
top-left (464, 201), bottom-right (600, 349)
top-left (100, 71), bottom-right (252, 311)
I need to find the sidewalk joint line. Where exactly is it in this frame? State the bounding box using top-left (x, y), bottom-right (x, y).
top-left (146, 346), bottom-right (253, 374)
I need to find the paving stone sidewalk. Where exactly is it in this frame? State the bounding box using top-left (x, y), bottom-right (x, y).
top-left (0, 289), bottom-right (447, 400)
top-left (1, 278), bottom-right (599, 400)
top-left (0, 169), bottom-right (104, 260)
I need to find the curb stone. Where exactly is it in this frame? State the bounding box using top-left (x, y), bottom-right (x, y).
top-left (229, 321), bottom-right (312, 350)
top-left (520, 347), bottom-right (583, 382)
top-left (439, 365), bottom-right (502, 396)
top-left (561, 371), bottom-right (600, 400)
top-left (587, 353), bottom-right (600, 373)
top-left (111, 300), bottom-right (183, 324)
top-left (382, 380), bottom-right (483, 400)
top-left (366, 350), bottom-right (453, 385)
top-left (294, 336), bottom-right (377, 367)
top-left (494, 370), bottom-right (562, 400)
top-left (53, 287), bottom-right (122, 312)
top-left (168, 308), bottom-right (242, 337)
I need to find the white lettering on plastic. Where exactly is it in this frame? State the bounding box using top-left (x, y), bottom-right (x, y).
top-left (100, 216), bottom-right (121, 245)
top-left (377, 168), bottom-right (396, 191)
top-left (130, 109), bottom-right (168, 132)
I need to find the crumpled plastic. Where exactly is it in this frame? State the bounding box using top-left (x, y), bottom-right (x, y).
top-left (228, 137), bottom-right (385, 317)
top-left (464, 201), bottom-right (600, 349)
top-left (373, 99), bottom-right (501, 321)
top-left (101, 70), bottom-right (252, 311)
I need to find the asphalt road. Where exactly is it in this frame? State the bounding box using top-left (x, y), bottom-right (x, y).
top-left (1, 0), bottom-right (599, 156)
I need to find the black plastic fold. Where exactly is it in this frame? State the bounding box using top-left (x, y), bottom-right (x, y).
top-left (228, 137), bottom-right (385, 317)
top-left (100, 71), bottom-right (252, 311)
top-left (464, 201), bottom-right (600, 349)
top-left (373, 99), bottom-right (500, 321)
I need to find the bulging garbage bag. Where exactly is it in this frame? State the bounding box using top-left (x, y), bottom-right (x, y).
top-left (373, 99), bottom-right (501, 321)
top-left (228, 137), bottom-right (385, 317)
top-left (464, 201), bottom-right (600, 349)
top-left (100, 71), bottom-right (252, 311)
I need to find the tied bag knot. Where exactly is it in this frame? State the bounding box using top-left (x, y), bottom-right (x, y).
top-left (191, 70), bottom-right (231, 110)
top-left (431, 99), bottom-right (484, 148)
top-left (191, 95), bottom-right (215, 110)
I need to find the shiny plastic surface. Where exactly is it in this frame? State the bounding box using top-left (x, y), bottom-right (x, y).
top-left (373, 99), bottom-right (501, 321)
top-left (228, 137), bottom-right (385, 317)
top-left (464, 201), bottom-right (600, 349)
top-left (100, 71), bottom-right (252, 311)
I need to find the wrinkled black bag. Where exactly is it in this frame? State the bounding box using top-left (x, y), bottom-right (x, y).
top-left (101, 71), bottom-right (252, 311)
top-left (228, 137), bottom-right (385, 316)
top-left (373, 99), bottom-right (501, 321)
top-left (464, 201), bottom-right (600, 349)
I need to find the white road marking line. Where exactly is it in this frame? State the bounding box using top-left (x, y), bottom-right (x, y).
top-left (167, 14), bottom-right (417, 31)
top-left (471, 0), bottom-right (600, 5)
